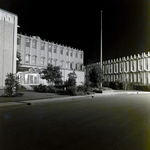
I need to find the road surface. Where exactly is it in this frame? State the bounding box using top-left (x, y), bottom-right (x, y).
top-left (0, 94), bottom-right (150, 150)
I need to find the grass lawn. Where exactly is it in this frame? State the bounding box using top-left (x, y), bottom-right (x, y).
top-left (0, 90), bottom-right (68, 103)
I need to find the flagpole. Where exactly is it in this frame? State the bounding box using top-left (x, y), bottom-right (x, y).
top-left (100, 10), bottom-right (103, 88)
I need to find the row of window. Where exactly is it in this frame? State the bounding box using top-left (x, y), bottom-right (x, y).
top-left (104, 59), bottom-right (149, 74)
top-left (104, 73), bottom-right (149, 84)
top-left (25, 55), bottom-right (83, 70)
top-left (17, 38), bottom-right (83, 59)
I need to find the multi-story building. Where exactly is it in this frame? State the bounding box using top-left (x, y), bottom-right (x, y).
top-left (0, 9), bottom-right (18, 89)
top-left (17, 34), bottom-right (85, 86)
top-left (86, 52), bottom-right (150, 85)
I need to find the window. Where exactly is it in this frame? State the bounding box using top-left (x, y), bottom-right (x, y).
top-left (17, 38), bottom-right (20, 45)
top-left (70, 52), bottom-right (73, 57)
top-left (48, 58), bottom-right (52, 64)
top-left (26, 39), bottom-right (30, 47)
top-left (40, 57), bottom-right (44, 65)
top-left (32, 55), bottom-right (36, 64)
top-left (66, 50), bottom-right (69, 56)
top-left (32, 41), bottom-right (36, 49)
top-left (60, 61), bottom-right (63, 68)
top-left (66, 62), bottom-right (69, 69)
top-left (140, 60), bottom-right (142, 70)
top-left (80, 64), bottom-right (82, 70)
top-left (48, 44), bottom-right (52, 52)
top-left (75, 64), bottom-right (78, 70)
top-left (54, 46), bottom-right (57, 53)
top-left (25, 55), bottom-right (30, 63)
top-left (80, 53), bottom-right (82, 59)
top-left (60, 48), bottom-right (63, 54)
top-left (70, 63), bottom-right (73, 70)
top-left (132, 61), bottom-right (134, 70)
top-left (41, 42), bottom-right (45, 50)
top-left (76, 52), bottom-right (78, 58)
top-left (145, 58), bottom-right (148, 69)
top-left (115, 64), bottom-right (118, 72)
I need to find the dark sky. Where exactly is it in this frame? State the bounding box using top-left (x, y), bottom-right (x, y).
top-left (1, 0), bottom-right (150, 65)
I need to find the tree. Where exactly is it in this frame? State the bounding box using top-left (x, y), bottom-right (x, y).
top-left (39, 64), bottom-right (62, 85)
top-left (4, 73), bottom-right (20, 96)
top-left (67, 70), bottom-right (77, 87)
top-left (89, 65), bottom-right (103, 88)
top-left (16, 51), bottom-right (22, 72)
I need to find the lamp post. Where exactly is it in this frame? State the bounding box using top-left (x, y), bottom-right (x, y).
top-left (100, 10), bottom-right (103, 88)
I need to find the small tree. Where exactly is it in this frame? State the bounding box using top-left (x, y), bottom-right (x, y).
top-left (4, 73), bottom-right (20, 96)
top-left (39, 64), bottom-right (62, 86)
top-left (89, 65), bottom-right (103, 88)
top-left (66, 71), bottom-right (77, 95)
top-left (67, 70), bottom-right (77, 87)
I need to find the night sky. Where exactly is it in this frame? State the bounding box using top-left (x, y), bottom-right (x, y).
top-left (1, 0), bottom-right (150, 65)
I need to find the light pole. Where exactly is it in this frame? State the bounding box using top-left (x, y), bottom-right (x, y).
top-left (100, 10), bottom-right (103, 89)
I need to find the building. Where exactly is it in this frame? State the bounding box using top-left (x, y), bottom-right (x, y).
top-left (17, 34), bottom-right (84, 86)
top-left (86, 52), bottom-right (150, 85)
top-left (0, 9), bottom-right (18, 89)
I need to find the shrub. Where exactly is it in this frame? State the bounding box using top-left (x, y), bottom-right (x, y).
top-left (77, 85), bottom-right (85, 92)
top-left (67, 86), bottom-right (77, 96)
top-left (46, 85), bottom-right (56, 93)
top-left (4, 73), bottom-right (20, 97)
top-left (34, 84), bottom-right (47, 92)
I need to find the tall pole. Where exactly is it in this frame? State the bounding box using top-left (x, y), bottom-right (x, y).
top-left (100, 10), bottom-right (103, 88)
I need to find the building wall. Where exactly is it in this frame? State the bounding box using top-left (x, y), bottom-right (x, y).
top-left (0, 9), bottom-right (18, 89)
top-left (17, 34), bottom-right (85, 85)
top-left (86, 52), bottom-right (150, 85)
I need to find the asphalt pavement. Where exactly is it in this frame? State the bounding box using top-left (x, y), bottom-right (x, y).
top-left (0, 94), bottom-right (150, 149)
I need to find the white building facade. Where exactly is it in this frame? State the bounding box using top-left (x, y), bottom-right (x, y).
top-left (17, 34), bottom-right (85, 86)
top-left (0, 9), bottom-right (18, 89)
top-left (86, 52), bottom-right (150, 85)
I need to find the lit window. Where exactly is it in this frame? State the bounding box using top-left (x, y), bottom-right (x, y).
top-left (48, 44), bottom-right (52, 52)
top-left (32, 41), bottom-right (36, 48)
top-left (41, 57), bottom-right (44, 65)
top-left (66, 62), bottom-right (69, 69)
top-left (32, 55), bottom-right (36, 64)
top-left (25, 55), bottom-right (30, 63)
top-left (41, 42), bottom-right (45, 50)
top-left (66, 50), bottom-right (69, 56)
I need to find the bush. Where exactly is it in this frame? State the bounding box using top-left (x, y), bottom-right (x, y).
top-left (67, 86), bottom-right (77, 96)
top-left (4, 73), bottom-right (20, 97)
top-left (77, 85), bottom-right (85, 92)
top-left (109, 81), bottom-right (123, 90)
top-left (46, 85), bottom-right (56, 93)
top-left (34, 84), bottom-right (47, 92)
